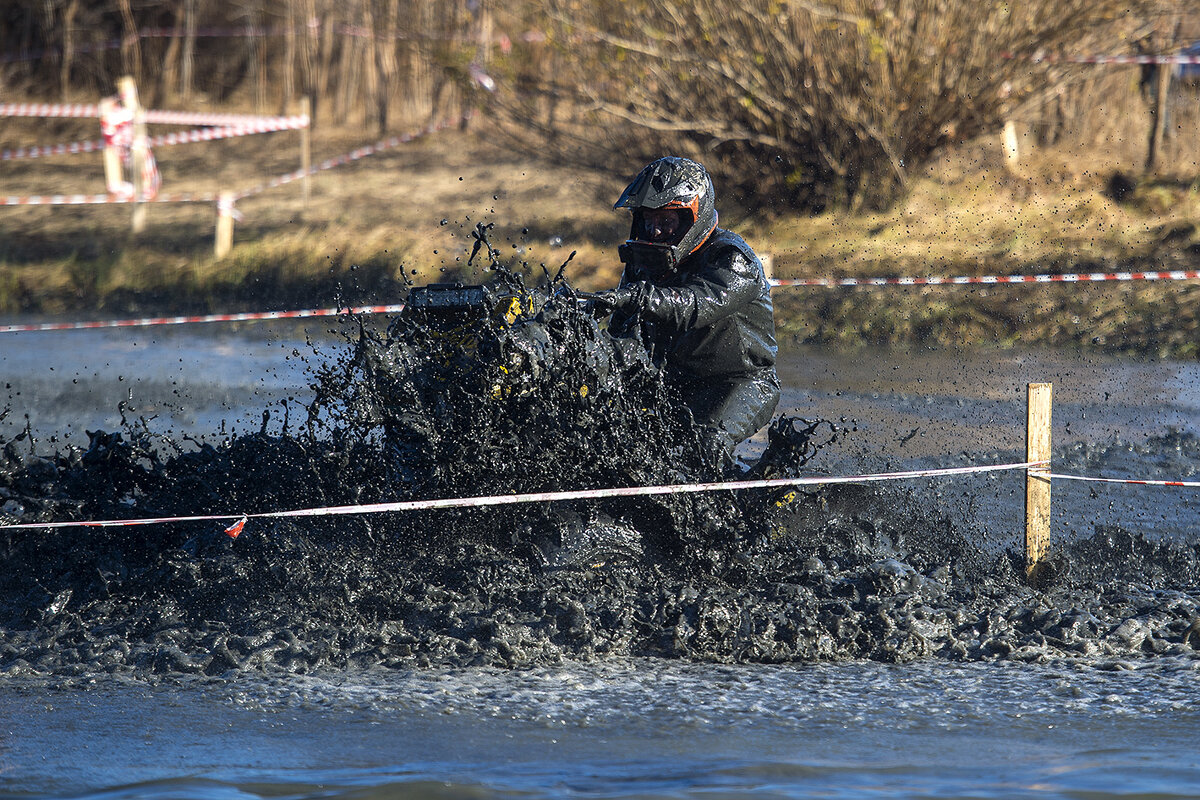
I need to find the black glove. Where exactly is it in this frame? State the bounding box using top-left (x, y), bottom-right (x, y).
top-left (582, 286), bottom-right (639, 318)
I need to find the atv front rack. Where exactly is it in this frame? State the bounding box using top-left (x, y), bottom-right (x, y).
top-left (404, 283), bottom-right (531, 331)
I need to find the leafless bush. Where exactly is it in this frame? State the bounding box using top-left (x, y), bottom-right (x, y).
top-left (492, 0), bottom-right (1167, 210)
top-left (1, 0), bottom-right (484, 129)
top-left (3, 1), bottom-right (1189, 210)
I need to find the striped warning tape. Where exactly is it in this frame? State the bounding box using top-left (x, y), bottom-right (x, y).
top-left (0, 114), bottom-right (450, 208)
top-left (0, 191), bottom-right (217, 207)
top-left (768, 269), bottom-right (1200, 287)
top-left (2, 138), bottom-right (106, 161)
top-left (2, 117), bottom-right (311, 161)
top-left (0, 117), bottom-right (461, 212)
top-left (0, 460), bottom-right (1045, 534)
top-left (0, 304), bottom-right (406, 334)
top-left (142, 109), bottom-right (307, 127)
top-left (0, 102), bottom-right (308, 129)
top-left (1049, 473), bottom-right (1200, 489)
top-left (0, 102), bottom-right (101, 118)
top-left (231, 114), bottom-right (464, 201)
top-left (1010, 53), bottom-right (1200, 66)
top-left (150, 116), bottom-right (309, 143)
top-left (1, 263), bottom-right (1196, 331)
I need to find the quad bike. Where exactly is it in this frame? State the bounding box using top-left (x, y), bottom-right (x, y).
top-left (364, 282), bottom-right (649, 568)
top-left (363, 282), bottom-right (830, 568)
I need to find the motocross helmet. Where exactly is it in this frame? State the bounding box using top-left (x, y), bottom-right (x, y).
top-left (614, 156), bottom-right (718, 274)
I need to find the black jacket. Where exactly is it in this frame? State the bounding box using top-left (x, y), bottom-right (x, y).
top-left (612, 228), bottom-right (777, 380)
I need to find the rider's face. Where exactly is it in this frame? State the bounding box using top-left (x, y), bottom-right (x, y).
top-left (639, 208), bottom-right (687, 244)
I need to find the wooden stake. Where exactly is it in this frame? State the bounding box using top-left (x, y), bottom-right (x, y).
top-left (1002, 120), bottom-right (1019, 171)
top-left (215, 191), bottom-right (235, 258)
top-left (1147, 62), bottom-right (1172, 173)
top-left (101, 96), bottom-right (124, 196)
top-left (301, 95), bottom-right (311, 208)
top-left (759, 253), bottom-right (773, 281)
top-left (119, 76), bottom-right (148, 234)
top-left (1025, 382), bottom-right (1052, 581)
top-left (1146, 11), bottom-right (1180, 174)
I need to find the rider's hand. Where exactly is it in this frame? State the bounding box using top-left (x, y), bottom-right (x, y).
top-left (584, 286), bottom-right (638, 318)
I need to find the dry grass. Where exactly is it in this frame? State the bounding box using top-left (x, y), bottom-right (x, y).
top-left (752, 132), bottom-right (1200, 279)
top-left (0, 116), bottom-right (627, 313)
top-left (3, 110), bottom-right (1200, 355)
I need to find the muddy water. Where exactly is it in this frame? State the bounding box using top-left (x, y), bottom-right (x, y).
top-left (2, 322), bottom-right (1200, 798)
top-left (7, 326), bottom-right (1197, 545)
top-left (6, 659), bottom-right (1200, 799)
top-left (777, 345), bottom-right (1200, 546)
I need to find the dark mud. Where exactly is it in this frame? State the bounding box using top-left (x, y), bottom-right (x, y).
top-left (2, 233), bottom-right (1199, 678)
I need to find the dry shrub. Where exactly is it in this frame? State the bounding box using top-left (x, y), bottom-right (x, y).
top-left (0, 0), bottom-right (481, 130)
top-left (492, 0), bottom-right (1167, 211)
top-left (3, 1), bottom-right (1191, 212)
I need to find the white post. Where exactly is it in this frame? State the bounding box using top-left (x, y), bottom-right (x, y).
top-left (215, 191), bottom-right (235, 258)
top-left (119, 76), bottom-right (148, 233)
top-left (1025, 382), bottom-right (1052, 582)
top-left (301, 95), bottom-right (312, 208)
top-left (1003, 120), bottom-right (1020, 171)
top-left (100, 96), bottom-right (125, 196)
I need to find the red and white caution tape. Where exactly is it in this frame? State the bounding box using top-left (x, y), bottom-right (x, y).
top-left (1010, 52), bottom-right (1200, 66)
top-left (0, 102), bottom-right (101, 118)
top-left (0, 460), bottom-right (1045, 536)
top-left (769, 269), bottom-right (1200, 288)
top-left (3, 264), bottom-right (1196, 331)
top-left (0, 190), bottom-right (216, 206)
top-left (1, 115), bottom-right (312, 203)
top-left (0, 102), bottom-right (308, 129)
top-left (151, 117), bottom-right (309, 144)
top-left (232, 114), bottom-right (466, 201)
top-left (142, 110), bottom-right (307, 127)
top-left (1049, 473), bottom-right (1200, 489)
top-left (10, 116), bottom-right (308, 164)
top-left (2, 114), bottom-right (456, 210)
top-left (0, 304), bottom-right (406, 334)
top-left (2, 139), bottom-right (107, 161)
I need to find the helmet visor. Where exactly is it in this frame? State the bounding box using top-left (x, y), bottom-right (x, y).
top-left (635, 207), bottom-right (692, 245)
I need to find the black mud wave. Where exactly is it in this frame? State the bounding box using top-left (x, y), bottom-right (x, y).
top-left (2, 238), bottom-right (1199, 677)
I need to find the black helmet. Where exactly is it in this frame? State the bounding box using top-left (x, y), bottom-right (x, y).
top-left (614, 156), bottom-right (718, 273)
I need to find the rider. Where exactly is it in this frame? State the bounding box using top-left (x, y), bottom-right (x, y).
top-left (590, 156), bottom-right (779, 462)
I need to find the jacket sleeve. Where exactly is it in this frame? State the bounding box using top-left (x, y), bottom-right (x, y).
top-left (626, 247), bottom-right (762, 331)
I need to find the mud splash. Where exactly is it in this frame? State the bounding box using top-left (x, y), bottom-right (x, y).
top-left (1, 229), bottom-right (1199, 677)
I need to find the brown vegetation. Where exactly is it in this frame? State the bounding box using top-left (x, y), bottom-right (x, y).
top-left (499, 0), bottom-right (1183, 210)
top-left (3, 2), bottom-right (1200, 355)
top-left (5, 1), bottom-right (1197, 208)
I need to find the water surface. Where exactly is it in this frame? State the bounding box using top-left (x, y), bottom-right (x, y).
top-left (2, 321), bottom-right (1200, 799)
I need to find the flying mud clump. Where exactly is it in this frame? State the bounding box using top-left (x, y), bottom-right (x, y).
top-left (1, 225), bottom-right (1199, 677)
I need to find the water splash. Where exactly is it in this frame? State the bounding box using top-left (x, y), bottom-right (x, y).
top-left (1, 227), bottom-right (1198, 676)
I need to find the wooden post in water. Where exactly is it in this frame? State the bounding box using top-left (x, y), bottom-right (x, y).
top-left (301, 95), bottom-right (312, 208)
top-left (1025, 382), bottom-right (1052, 581)
top-left (215, 191), bottom-right (235, 258)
